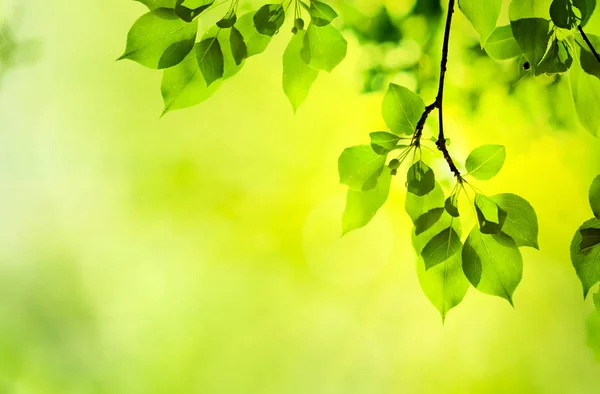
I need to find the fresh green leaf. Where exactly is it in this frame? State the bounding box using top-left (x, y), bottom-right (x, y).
top-left (119, 8), bottom-right (198, 69)
top-left (230, 27), bottom-right (247, 66)
top-left (536, 38), bottom-right (573, 75)
top-left (421, 228), bottom-right (463, 270)
top-left (484, 25), bottom-right (523, 60)
top-left (415, 208), bottom-right (445, 236)
top-left (283, 30), bottom-right (319, 112)
top-left (590, 175), bottom-right (600, 220)
top-left (445, 195), bottom-right (460, 217)
top-left (570, 58), bottom-right (600, 137)
top-left (550, 0), bottom-right (578, 28)
top-left (462, 228), bottom-right (523, 304)
top-left (475, 194), bottom-right (507, 234)
top-left (135, 0), bottom-right (177, 9)
top-left (175, 0), bottom-right (214, 22)
top-left (301, 23), bottom-right (347, 72)
top-left (254, 4), bottom-right (285, 36)
top-left (417, 253), bottom-right (470, 322)
top-left (309, 0), bottom-right (338, 26)
top-left (196, 36), bottom-right (224, 86)
top-left (338, 145), bottom-right (386, 191)
top-left (382, 83), bottom-right (426, 135)
top-left (217, 14), bottom-right (237, 28)
top-left (406, 182), bottom-right (445, 223)
top-left (510, 18), bottom-right (551, 72)
top-left (580, 228), bottom-right (600, 253)
top-left (490, 193), bottom-right (539, 249)
top-left (370, 132), bottom-right (401, 155)
top-left (342, 168), bottom-right (392, 235)
top-left (458, 0), bottom-right (502, 46)
top-left (465, 144), bottom-right (506, 180)
top-left (575, 0), bottom-right (597, 26)
top-left (509, 0), bottom-right (553, 19)
top-left (571, 219), bottom-right (600, 297)
top-left (407, 161), bottom-right (436, 196)
top-left (236, 11), bottom-right (273, 57)
top-left (579, 34), bottom-right (600, 79)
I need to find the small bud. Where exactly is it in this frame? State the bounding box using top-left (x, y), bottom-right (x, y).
top-left (389, 159), bottom-right (400, 170)
top-left (391, 169), bottom-right (398, 176)
top-left (295, 18), bottom-right (305, 30)
top-left (291, 26), bottom-right (298, 34)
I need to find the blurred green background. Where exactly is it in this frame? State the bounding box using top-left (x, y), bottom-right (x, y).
top-left (2, 0), bottom-right (600, 392)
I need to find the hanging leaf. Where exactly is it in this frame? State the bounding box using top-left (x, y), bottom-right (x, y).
top-left (382, 84), bottom-right (426, 135)
top-left (119, 8), bottom-right (198, 69)
top-left (405, 182), bottom-right (445, 223)
top-left (490, 193), bottom-right (539, 249)
top-left (406, 161), bottom-right (436, 196)
top-left (465, 144), bottom-right (506, 180)
top-left (417, 253), bottom-right (470, 322)
top-left (571, 219), bottom-right (600, 297)
top-left (595, 290), bottom-right (600, 314)
top-left (570, 57), bottom-right (600, 137)
top-left (414, 208), bottom-right (445, 236)
top-left (338, 145), bottom-right (386, 191)
top-left (574, 0), bottom-right (597, 26)
top-left (589, 175), bottom-right (600, 220)
top-left (458, 0), bottom-right (502, 46)
top-left (309, 0), bottom-right (338, 26)
top-left (230, 27), bottom-right (247, 66)
top-left (135, 0), bottom-right (177, 10)
top-left (235, 11), bottom-right (273, 57)
top-left (462, 227), bottom-right (523, 305)
top-left (196, 36), bottom-right (224, 87)
top-left (578, 34), bottom-right (600, 80)
top-left (283, 30), bottom-right (319, 112)
top-left (485, 25), bottom-right (523, 60)
top-left (509, 16), bottom-right (551, 72)
top-left (254, 4), bottom-right (285, 36)
top-left (421, 227), bottom-right (463, 270)
top-left (580, 228), bottom-right (600, 253)
top-left (535, 38), bottom-right (573, 76)
top-left (474, 194), bottom-right (507, 234)
top-left (301, 23), bottom-right (347, 72)
top-left (342, 168), bottom-right (392, 235)
top-left (370, 132), bottom-right (402, 155)
top-left (550, 0), bottom-right (579, 28)
top-left (217, 14), bottom-right (238, 28)
top-left (175, 0), bottom-right (214, 22)
top-left (445, 195), bottom-right (460, 218)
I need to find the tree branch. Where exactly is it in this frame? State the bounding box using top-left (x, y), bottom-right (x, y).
top-left (412, 0), bottom-right (461, 180)
top-left (578, 25), bottom-right (600, 65)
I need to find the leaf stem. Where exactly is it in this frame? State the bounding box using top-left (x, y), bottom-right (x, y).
top-left (578, 25), bottom-right (600, 65)
top-left (412, 0), bottom-right (462, 180)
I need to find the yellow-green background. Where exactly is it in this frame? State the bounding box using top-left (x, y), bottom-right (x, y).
top-left (2, 0), bottom-right (600, 392)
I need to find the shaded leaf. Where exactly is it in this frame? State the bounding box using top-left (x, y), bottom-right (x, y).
top-left (422, 228), bottom-right (463, 270)
top-left (370, 132), bottom-right (401, 155)
top-left (175, 0), bottom-right (214, 22)
top-left (338, 145), bottom-right (386, 191)
top-left (550, 0), bottom-right (579, 28)
top-left (405, 182), bottom-right (445, 223)
top-left (254, 4), bottom-right (285, 36)
top-left (309, 0), bottom-right (338, 26)
top-left (510, 18), bottom-right (551, 72)
top-left (536, 38), bottom-right (573, 75)
top-left (196, 36), bottom-right (224, 86)
top-left (458, 0), bottom-right (502, 46)
top-left (236, 11), bottom-right (273, 56)
top-left (445, 195), bottom-right (460, 217)
top-left (301, 23), bottom-right (347, 72)
top-left (462, 228), bottom-right (523, 304)
top-left (595, 289), bottom-right (600, 314)
top-left (230, 27), bottom-right (247, 66)
top-left (570, 57), bottom-right (600, 137)
top-left (475, 194), bottom-right (507, 234)
top-left (382, 83), bottom-right (425, 135)
top-left (490, 193), bottom-right (539, 249)
top-left (415, 208), bottom-right (445, 236)
top-left (407, 161), bottom-right (436, 196)
top-left (465, 144), bottom-right (506, 180)
top-left (590, 175), bottom-right (600, 220)
top-left (580, 228), bottom-right (600, 253)
top-left (571, 219), bottom-right (600, 297)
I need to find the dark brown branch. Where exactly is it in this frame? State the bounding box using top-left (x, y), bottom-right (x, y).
top-left (578, 25), bottom-right (600, 65)
top-left (412, 0), bottom-right (461, 179)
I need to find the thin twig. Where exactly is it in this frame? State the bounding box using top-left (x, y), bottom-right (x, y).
top-left (578, 25), bottom-right (600, 65)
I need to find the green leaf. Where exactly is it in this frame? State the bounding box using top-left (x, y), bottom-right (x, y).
top-left (580, 227), bottom-right (600, 253)
top-left (381, 83), bottom-right (425, 135)
top-left (550, 0), bottom-right (578, 28)
top-left (510, 18), bottom-right (551, 72)
top-left (465, 144), bottom-right (506, 180)
top-left (475, 194), bottom-right (507, 234)
top-left (309, 0), bottom-right (338, 26)
top-left (236, 12), bottom-right (273, 57)
top-left (535, 38), bottom-right (573, 75)
top-left (135, 0), bottom-right (177, 9)
top-left (458, 0), bottom-right (502, 46)
top-left (421, 228), bottom-right (463, 270)
top-left (254, 4), bottom-right (285, 36)
top-left (594, 289), bottom-right (600, 314)
top-left (196, 36), bottom-right (224, 86)
top-left (405, 182), bottom-right (445, 223)
top-left (574, 0), bottom-right (597, 26)
top-left (509, 0), bottom-right (553, 19)
top-left (338, 145), bottom-right (386, 191)
top-left (342, 168), bottom-right (392, 235)
top-left (119, 8), bottom-right (198, 69)
top-left (230, 27), bottom-right (247, 66)
top-left (484, 25), bottom-right (523, 60)
top-left (301, 23), bottom-right (347, 72)
top-left (217, 14), bottom-right (237, 28)
top-left (407, 161), bottom-right (436, 196)
top-left (370, 132), bottom-right (401, 155)
top-left (590, 175), bottom-right (600, 220)
top-left (570, 57), bottom-right (600, 137)
top-left (415, 208), bottom-right (445, 236)
top-left (571, 219), bottom-right (600, 297)
top-left (417, 253), bottom-right (470, 322)
top-left (161, 43), bottom-right (221, 113)
top-left (462, 228), bottom-right (523, 304)
top-left (445, 195), bottom-right (460, 217)
top-left (490, 193), bottom-right (539, 249)
top-left (175, 0), bottom-right (214, 22)
top-left (579, 34), bottom-right (600, 80)
top-left (283, 30), bottom-right (319, 112)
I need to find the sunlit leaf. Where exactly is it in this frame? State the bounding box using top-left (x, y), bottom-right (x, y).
top-left (465, 144), bottom-right (506, 180)
top-left (405, 182), bottom-right (445, 223)
top-left (382, 83), bottom-right (425, 135)
top-left (570, 58), bottom-right (600, 137)
top-left (119, 8), bottom-right (197, 69)
top-left (415, 208), bottom-right (445, 235)
top-left (490, 193), bottom-right (539, 249)
top-left (236, 11), bottom-right (273, 56)
top-left (484, 25), bottom-right (522, 60)
top-left (421, 227), bottom-right (463, 270)
top-left (570, 219), bottom-right (600, 297)
top-left (580, 228), bottom-right (600, 253)
top-left (595, 289), bottom-right (600, 314)
top-left (474, 194), bottom-right (507, 234)
top-left (462, 227), bottom-right (523, 304)
top-left (458, 0), bottom-right (502, 46)
top-left (338, 145), bottom-right (386, 191)
top-left (309, 0), bottom-right (338, 26)
top-left (407, 161), bottom-right (436, 196)
top-left (370, 132), bottom-right (401, 155)
top-left (283, 30), bottom-right (319, 112)
top-left (342, 168), bottom-right (392, 235)
top-left (301, 23), bottom-right (347, 72)
top-left (135, 0), bottom-right (177, 10)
